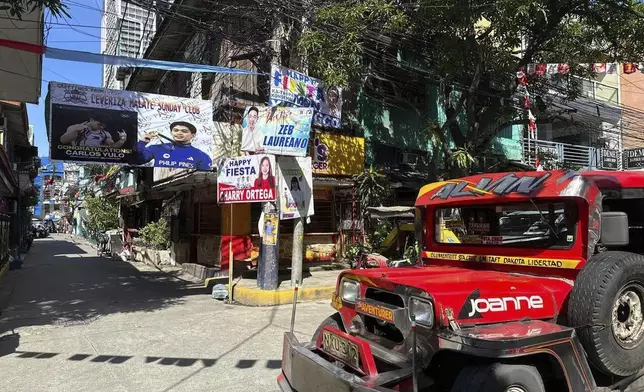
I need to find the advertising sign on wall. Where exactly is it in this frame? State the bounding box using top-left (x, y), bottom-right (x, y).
top-left (277, 156), bottom-right (314, 220)
top-left (241, 106), bottom-right (313, 156)
top-left (311, 132), bottom-right (365, 176)
top-left (600, 149), bottom-right (619, 170)
top-left (48, 82), bottom-right (216, 170)
top-left (624, 148), bottom-right (644, 170)
top-left (269, 65), bottom-right (343, 129)
top-left (217, 154), bottom-right (277, 203)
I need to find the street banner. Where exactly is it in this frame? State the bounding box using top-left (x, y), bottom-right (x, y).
top-left (269, 64), bottom-right (343, 129)
top-left (217, 154), bottom-right (277, 203)
top-left (241, 105), bottom-right (313, 156)
top-left (277, 156), bottom-right (314, 220)
top-left (48, 82), bottom-right (216, 170)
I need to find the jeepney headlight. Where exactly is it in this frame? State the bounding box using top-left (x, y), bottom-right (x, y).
top-left (409, 297), bottom-right (434, 328)
top-left (341, 279), bottom-right (359, 303)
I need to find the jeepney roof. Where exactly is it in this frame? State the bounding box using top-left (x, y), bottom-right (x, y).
top-left (415, 170), bottom-right (597, 207)
top-left (580, 170), bottom-right (644, 190)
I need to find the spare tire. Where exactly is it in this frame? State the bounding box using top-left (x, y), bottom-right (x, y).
top-left (568, 251), bottom-right (644, 376)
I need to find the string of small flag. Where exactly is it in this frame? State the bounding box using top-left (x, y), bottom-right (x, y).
top-left (520, 62), bottom-right (642, 76)
top-left (516, 67), bottom-right (543, 169)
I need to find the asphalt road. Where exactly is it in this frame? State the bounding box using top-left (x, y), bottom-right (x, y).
top-left (0, 235), bottom-right (334, 392)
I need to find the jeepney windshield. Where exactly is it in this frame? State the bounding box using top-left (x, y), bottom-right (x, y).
top-left (435, 201), bottom-right (578, 248)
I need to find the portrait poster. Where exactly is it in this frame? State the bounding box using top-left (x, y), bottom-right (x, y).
top-left (277, 156), bottom-right (314, 220)
top-left (48, 82), bottom-right (216, 171)
top-left (241, 105), bottom-right (313, 156)
top-left (217, 154), bottom-right (277, 203)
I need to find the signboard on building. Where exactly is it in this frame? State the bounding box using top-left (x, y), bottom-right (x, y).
top-left (623, 148), bottom-right (644, 170)
top-left (600, 149), bottom-right (620, 170)
top-left (48, 82), bottom-right (217, 171)
top-left (217, 155), bottom-right (277, 203)
top-left (241, 106), bottom-right (313, 156)
top-left (277, 156), bottom-right (314, 220)
top-left (312, 132), bottom-right (365, 176)
top-left (269, 65), bottom-right (343, 129)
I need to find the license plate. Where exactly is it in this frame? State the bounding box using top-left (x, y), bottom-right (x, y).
top-left (321, 330), bottom-right (360, 369)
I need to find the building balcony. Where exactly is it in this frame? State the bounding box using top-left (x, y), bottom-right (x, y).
top-left (522, 139), bottom-right (620, 170)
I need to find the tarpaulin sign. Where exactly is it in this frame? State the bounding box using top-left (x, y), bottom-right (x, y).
top-left (241, 105), bottom-right (313, 156)
top-left (48, 82), bottom-right (216, 170)
top-left (277, 156), bottom-right (314, 220)
top-left (269, 65), bottom-right (343, 129)
top-left (217, 155), bottom-right (277, 203)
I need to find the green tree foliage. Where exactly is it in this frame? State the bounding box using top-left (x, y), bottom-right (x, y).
top-left (84, 196), bottom-right (119, 235)
top-left (354, 166), bottom-right (390, 219)
top-left (299, 0), bottom-right (644, 176)
top-left (0, 0), bottom-right (69, 19)
top-left (138, 218), bottom-right (170, 250)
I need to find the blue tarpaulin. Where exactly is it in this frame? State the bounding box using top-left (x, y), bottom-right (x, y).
top-left (45, 47), bottom-right (264, 76)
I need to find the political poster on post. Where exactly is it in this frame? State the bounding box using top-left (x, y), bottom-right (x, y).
top-left (241, 105), bottom-right (313, 156)
top-left (277, 156), bottom-right (314, 220)
top-left (217, 154), bottom-right (277, 203)
top-left (269, 64), bottom-right (343, 129)
top-left (48, 82), bottom-right (216, 170)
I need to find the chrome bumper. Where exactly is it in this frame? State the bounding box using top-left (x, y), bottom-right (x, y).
top-left (278, 332), bottom-right (407, 392)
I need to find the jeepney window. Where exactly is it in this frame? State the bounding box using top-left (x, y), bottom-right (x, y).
top-left (435, 201), bottom-right (578, 248)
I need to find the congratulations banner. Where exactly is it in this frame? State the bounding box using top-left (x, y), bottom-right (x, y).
top-left (277, 157), bottom-right (314, 220)
top-left (217, 155), bottom-right (277, 203)
top-left (269, 65), bottom-right (343, 129)
top-left (48, 82), bottom-right (216, 170)
top-left (241, 105), bottom-right (313, 157)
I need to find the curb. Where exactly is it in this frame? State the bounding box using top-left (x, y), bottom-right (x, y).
top-left (228, 284), bottom-right (335, 306)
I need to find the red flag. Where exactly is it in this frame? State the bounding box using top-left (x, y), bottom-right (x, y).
top-left (624, 62), bottom-right (637, 74)
top-left (535, 64), bottom-right (546, 75)
top-left (558, 64), bottom-right (570, 74)
top-left (0, 38), bottom-right (45, 54)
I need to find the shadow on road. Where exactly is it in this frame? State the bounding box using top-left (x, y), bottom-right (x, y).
top-left (2, 348), bottom-right (281, 370)
top-left (0, 236), bottom-right (208, 338)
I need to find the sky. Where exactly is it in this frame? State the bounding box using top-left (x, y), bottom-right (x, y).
top-left (27, 1), bottom-right (104, 158)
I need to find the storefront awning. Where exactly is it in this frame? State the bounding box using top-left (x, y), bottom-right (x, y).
top-left (151, 170), bottom-right (217, 194)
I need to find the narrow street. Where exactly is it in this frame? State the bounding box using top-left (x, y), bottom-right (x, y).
top-left (0, 235), bottom-right (333, 392)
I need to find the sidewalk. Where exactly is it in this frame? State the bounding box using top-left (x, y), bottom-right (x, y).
top-left (225, 269), bottom-right (342, 306)
top-left (75, 234), bottom-right (345, 307)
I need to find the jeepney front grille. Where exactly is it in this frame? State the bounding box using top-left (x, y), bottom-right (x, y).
top-left (363, 288), bottom-right (405, 345)
top-left (365, 288), bottom-right (404, 308)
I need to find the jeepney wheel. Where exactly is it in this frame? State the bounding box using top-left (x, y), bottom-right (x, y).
top-left (311, 312), bottom-right (345, 344)
top-left (568, 251), bottom-right (644, 376)
top-left (450, 363), bottom-right (545, 392)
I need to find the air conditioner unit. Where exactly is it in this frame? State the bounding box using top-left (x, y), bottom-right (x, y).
top-left (401, 152), bottom-right (420, 167)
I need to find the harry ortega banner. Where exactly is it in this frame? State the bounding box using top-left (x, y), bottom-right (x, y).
top-left (241, 105), bottom-right (313, 156)
top-left (217, 155), bottom-right (277, 203)
top-left (277, 156), bottom-right (314, 220)
top-left (48, 82), bottom-right (216, 170)
top-left (269, 65), bottom-right (343, 129)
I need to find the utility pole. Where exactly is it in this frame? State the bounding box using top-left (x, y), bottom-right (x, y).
top-left (290, 0), bottom-right (313, 287)
top-left (258, 11), bottom-right (288, 291)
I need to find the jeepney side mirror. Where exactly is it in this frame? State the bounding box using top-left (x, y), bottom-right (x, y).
top-left (600, 211), bottom-right (629, 247)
